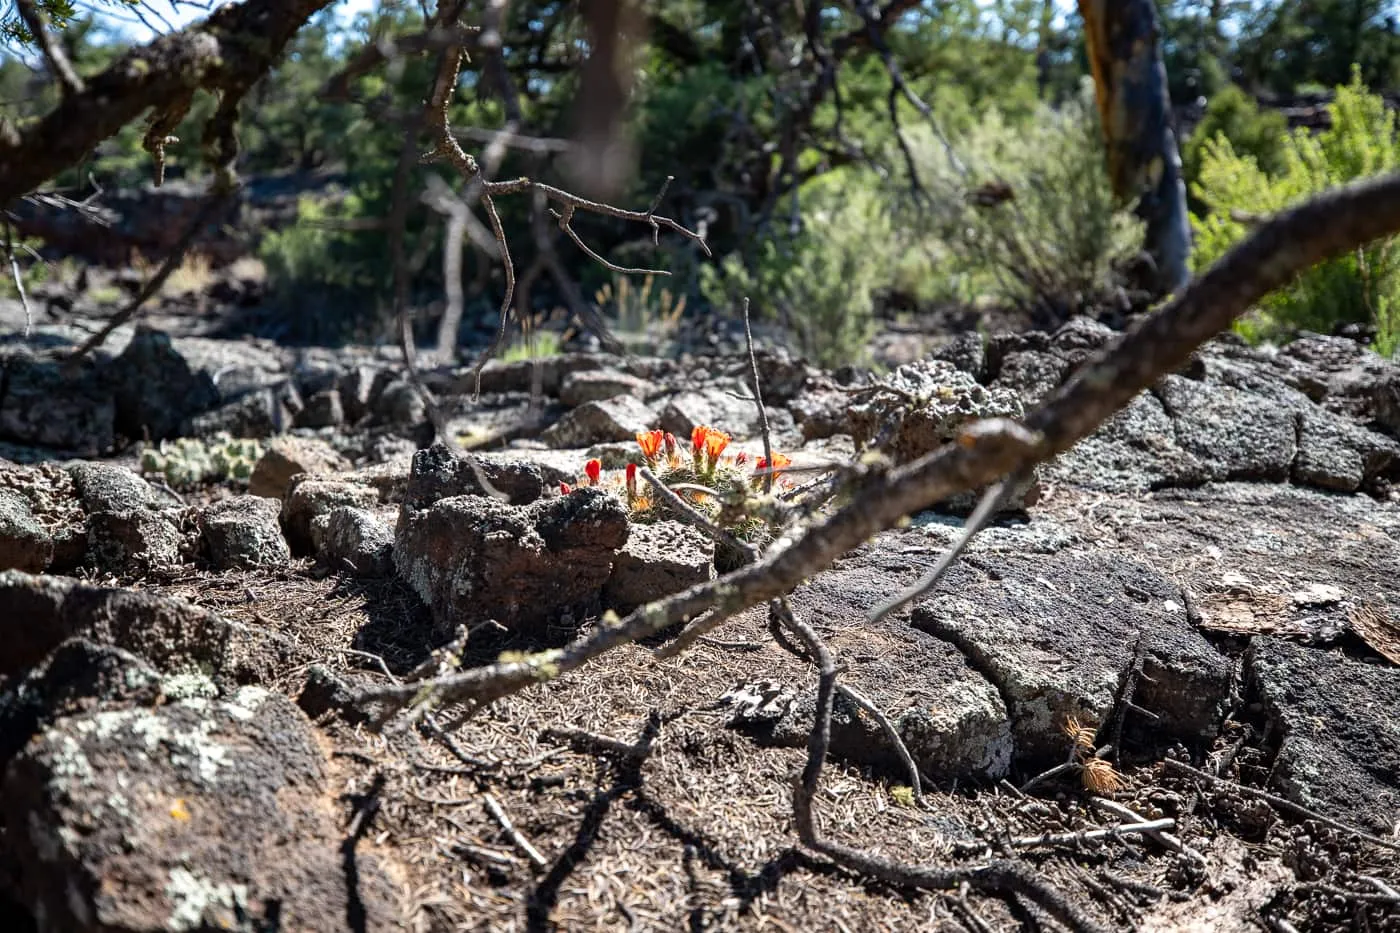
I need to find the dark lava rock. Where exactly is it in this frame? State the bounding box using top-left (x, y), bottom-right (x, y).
top-left (68, 461), bottom-right (175, 513)
top-left (106, 326), bottom-right (219, 441)
top-left (540, 395), bottom-right (659, 448)
top-left (183, 383), bottom-right (301, 439)
top-left (0, 682), bottom-right (397, 932)
top-left (728, 533), bottom-right (1014, 780)
top-left (295, 388), bottom-right (345, 428)
top-left (0, 571), bottom-right (300, 685)
top-left (0, 488), bottom-right (52, 572)
top-left (402, 443), bottom-right (547, 512)
top-left (0, 638), bottom-right (162, 764)
top-left (559, 369), bottom-right (653, 407)
top-left (438, 355), bottom-right (607, 396)
top-left (311, 506), bottom-right (393, 577)
top-left (280, 475), bottom-right (378, 555)
top-left (247, 435), bottom-right (351, 500)
top-left (86, 509), bottom-right (187, 573)
top-left (0, 464), bottom-right (86, 570)
top-left (0, 351), bottom-right (114, 456)
top-left (848, 359), bottom-right (1035, 512)
top-left (1157, 375), bottom-right (1298, 483)
top-left (912, 552), bottom-right (1233, 762)
top-left (603, 520), bottom-right (715, 613)
top-left (395, 486), bottom-right (629, 638)
top-left (198, 496), bottom-right (290, 570)
top-left (1246, 638), bottom-right (1400, 832)
top-left (848, 359), bottom-right (1026, 463)
top-left (1044, 390), bottom-right (1207, 492)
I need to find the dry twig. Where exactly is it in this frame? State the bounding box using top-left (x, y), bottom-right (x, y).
top-left (1162, 758), bottom-right (1400, 854)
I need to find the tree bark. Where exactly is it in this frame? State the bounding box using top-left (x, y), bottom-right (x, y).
top-left (1080, 0), bottom-right (1192, 293)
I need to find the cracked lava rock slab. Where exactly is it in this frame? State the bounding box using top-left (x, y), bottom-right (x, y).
top-left (1246, 637), bottom-right (1400, 833)
top-left (911, 551), bottom-right (1233, 762)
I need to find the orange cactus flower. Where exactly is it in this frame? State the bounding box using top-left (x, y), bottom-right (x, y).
top-left (584, 458), bottom-right (602, 486)
top-left (702, 428), bottom-right (731, 467)
top-left (635, 429), bottom-right (664, 462)
top-left (690, 425), bottom-right (730, 471)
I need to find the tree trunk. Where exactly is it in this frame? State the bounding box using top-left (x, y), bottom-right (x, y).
top-left (1080, 0), bottom-right (1192, 294)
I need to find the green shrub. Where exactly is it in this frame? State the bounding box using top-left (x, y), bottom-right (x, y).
top-left (1181, 85), bottom-right (1289, 195)
top-left (899, 83), bottom-right (1145, 316)
top-left (1192, 69), bottom-right (1400, 354)
top-left (700, 167), bottom-right (887, 368)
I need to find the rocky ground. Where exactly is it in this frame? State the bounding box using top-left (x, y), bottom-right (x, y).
top-left (2, 299), bottom-right (1400, 932)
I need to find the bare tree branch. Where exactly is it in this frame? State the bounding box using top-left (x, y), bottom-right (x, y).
top-left (0, 0), bottom-right (335, 206)
top-left (14, 0), bottom-right (85, 97)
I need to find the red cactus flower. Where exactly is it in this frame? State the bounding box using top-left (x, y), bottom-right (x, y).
top-left (625, 462), bottom-right (638, 500)
top-left (560, 481), bottom-right (573, 495)
top-left (635, 429), bottom-right (664, 463)
top-left (755, 452), bottom-right (792, 480)
top-left (663, 432), bottom-right (679, 464)
top-left (734, 450), bottom-right (749, 465)
top-left (584, 458), bottom-right (602, 486)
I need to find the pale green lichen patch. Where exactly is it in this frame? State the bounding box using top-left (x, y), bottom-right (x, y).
top-left (161, 673), bottom-right (218, 702)
top-left (164, 867), bottom-right (248, 932)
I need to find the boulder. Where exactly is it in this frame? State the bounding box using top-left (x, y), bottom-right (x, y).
top-left (1, 681), bottom-right (397, 932)
top-left (0, 571), bottom-right (301, 683)
top-left (247, 435), bottom-right (351, 499)
top-left (540, 395), bottom-right (659, 448)
top-left (198, 496), bottom-right (290, 570)
top-left (311, 506), bottom-right (393, 576)
top-left (86, 509), bottom-right (187, 573)
top-left (559, 369), bottom-right (653, 407)
top-left (848, 359), bottom-right (1034, 512)
top-left (912, 552), bottom-right (1232, 762)
top-left (280, 476), bottom-right (378, 555)
top-left (1246, 638), bottom-right (1400, 832)
top-left (401, 443), bottom-right (546, 513)
top-left (0, 351), bottom-right (114, 455)
top-left (0, 464), bottom-right (86, 569)
top-left (396, 487), bottom-right (629, 638)
top-left (603, 520), bottom-right (715, 613)
top-left (183, 383), bottom-right (301, 439)
top-left (0, 488), bottom-right (52, 572)
top-left (294, 388), bottom-right (345, 428)
top-left (726, 532), bottom-right (1015, 780)
top-left (68, 461), bottom-right (175, 513)
top-left (106, 327), bottom-right (220, 440)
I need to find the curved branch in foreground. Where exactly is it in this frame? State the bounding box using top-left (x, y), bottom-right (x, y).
top-left (350, 169), bottom-right (1400, 725)
top-left (0, 0), bottom-right (334, 206)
